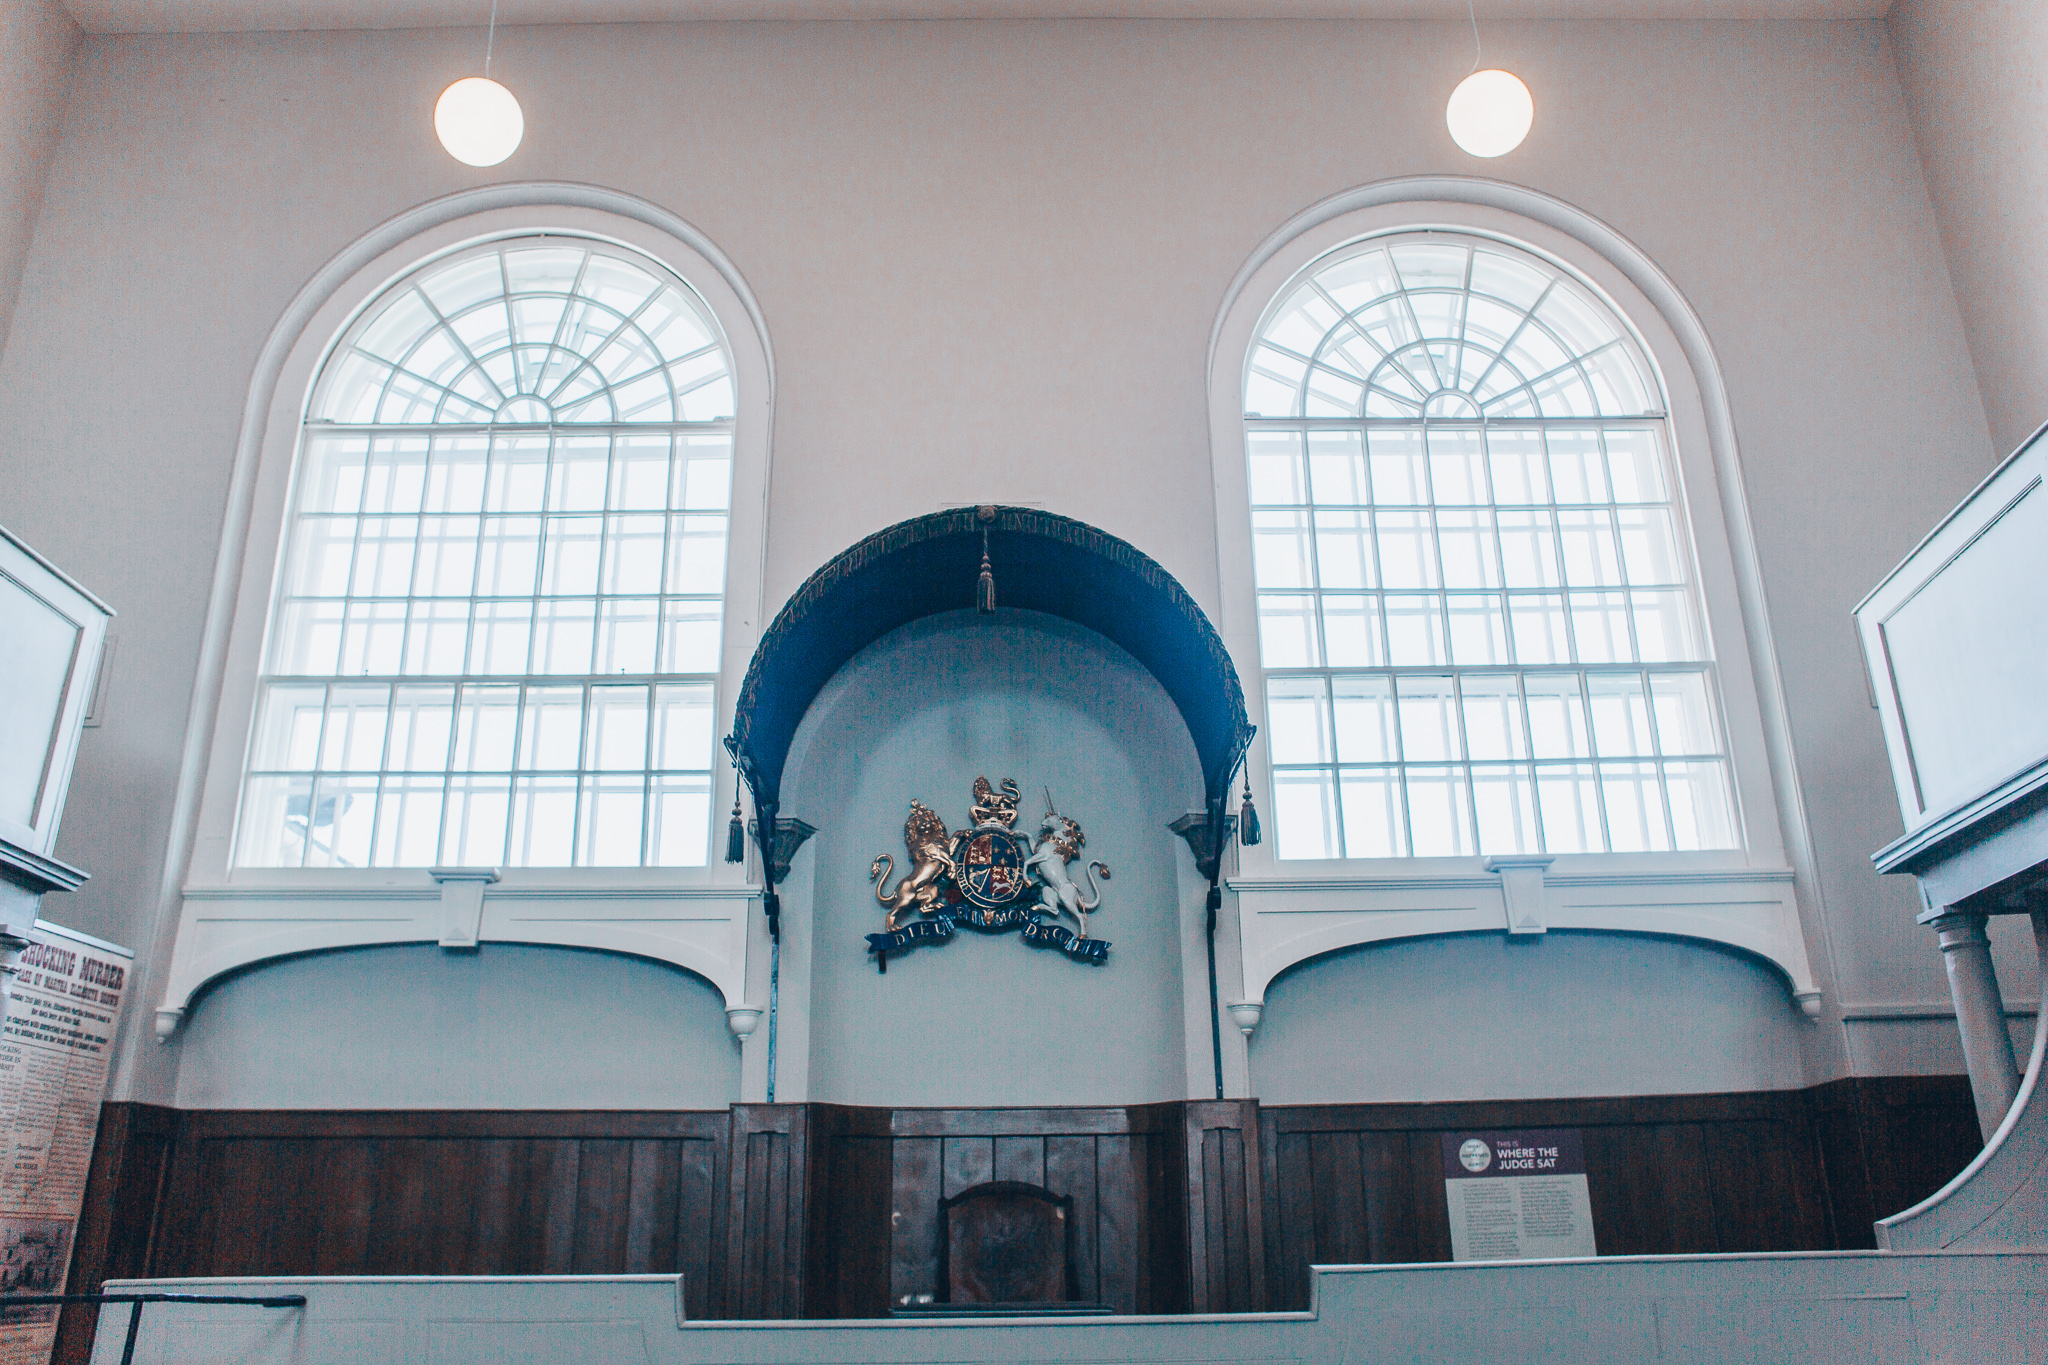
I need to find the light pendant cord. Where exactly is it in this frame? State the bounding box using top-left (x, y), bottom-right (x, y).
top-left (485, 0), bottom-right (498, 76)
top-left (1467, 0), bottom-right (1482, 74)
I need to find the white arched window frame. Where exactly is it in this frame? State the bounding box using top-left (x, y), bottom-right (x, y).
top-left (1208, 188), bottom-right (1824, 1027)
top-left (241, 239), bottom-right (736, 873)
top-left (155, 192), bottom-right (774, 1042)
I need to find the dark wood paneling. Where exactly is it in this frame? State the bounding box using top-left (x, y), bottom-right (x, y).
top-left (61, 1080), bottom-right (1982, 1342)
top-left (1132, 1103), bottom-right (1187, 1315)
top-left (1815, 1076), bottom-right (1984, 1230)
top-left (721, 1103), bottom-right (812, 1318)
top-left (1181, 1100), bottom-right (1266, 1312)
top-left (801, 1105), bottom-right (892, 1319)
top-left (75, 1108), bottom-right (727, 1330)
top-left (810, 1105), bottom-right (1189, 1316)
top-left (54, 1102), bottom-right (179, 1365)
top-left (1256, 1081), bottom-right (1985, 1311)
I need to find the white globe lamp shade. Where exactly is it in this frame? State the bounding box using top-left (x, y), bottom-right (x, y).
top-left (1446, 69), bottom-right (1533, 159)
top-left (435, 76), bottom-right (524, 167)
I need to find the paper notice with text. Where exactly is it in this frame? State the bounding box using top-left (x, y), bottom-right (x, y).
top-left (1441, 1128), bottom-right (1597, 1262)
top-left (0, 922), bottom-right (131, 1365)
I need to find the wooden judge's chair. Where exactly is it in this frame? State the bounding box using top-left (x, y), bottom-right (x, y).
top-left (937, 1181), bottom-right (1079, 1307)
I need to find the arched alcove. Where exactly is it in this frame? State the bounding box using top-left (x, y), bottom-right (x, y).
top-left (725, 508), bottom-right (1254, 1102)
top-left (174, 942), bottom-right (738, 1109)
top-left (1249, 930), bottom-right (1807, 1105)
top-left (726, 506), bottom-right (1254, 814)
top-left (784, 611), bottom-right (1197, 1106)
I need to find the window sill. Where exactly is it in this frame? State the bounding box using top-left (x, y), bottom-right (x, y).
top-left (1228, 851), bottom-right (1790, 894)
top-left (183, 865), bottom-right (763, 900)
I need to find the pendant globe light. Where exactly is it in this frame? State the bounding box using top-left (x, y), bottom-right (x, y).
top-left (436, 0), bottom-right (523, 167)
top-left (1446, 2), bottom-right (1532, 159)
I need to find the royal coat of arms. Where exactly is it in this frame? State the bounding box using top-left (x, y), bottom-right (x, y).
top-left (867, 777), bottom-right (1111, 968)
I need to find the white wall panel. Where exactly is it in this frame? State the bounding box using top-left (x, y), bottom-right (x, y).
top-left (173, 941), bottom-right (740, 1108)
top-left (1250, 929), bottom-right (1809, 1102)
top-left (1891, 0), bottom-right (2048, 461)
top-left (0, 0), bottom-right (77, 352)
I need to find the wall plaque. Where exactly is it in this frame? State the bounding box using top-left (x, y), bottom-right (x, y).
top-left (1441, 1128), bottom-right (1597, 1262)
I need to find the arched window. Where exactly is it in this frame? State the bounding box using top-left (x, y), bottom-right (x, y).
top-left (236, 238), bottom-right (736, 869)
top-left (1243, 232), bottom-right (1737, 859)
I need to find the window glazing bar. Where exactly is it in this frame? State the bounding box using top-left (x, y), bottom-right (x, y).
top-left (307, 420), bottom-right (738, 435)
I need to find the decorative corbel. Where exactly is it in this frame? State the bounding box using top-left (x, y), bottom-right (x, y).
top-left (749, 818), bottom-right (818, 887)
top-left (430, 867), bottom-right (501, 949)
top-left (1168, 811), bottom-right (1239, 882)
top-left (1226, 1001), bottom-right (1264, 1037)
top-left (154, 1007), bottom-right (184, 1043)
top-left (1486, 854), bottom-right (1554, 935)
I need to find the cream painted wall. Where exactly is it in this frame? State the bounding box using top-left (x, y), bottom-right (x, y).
top-left (1251, 931), bottom-right (1809, 1103)
top-left (173, 943), bottom-right (740, 1108)
top-left (0, 0), bottom-right (79, 357)
top-left (1890, 0), bottom-right (2048, 459)
top-left (0, 18), bottom-right (2007, 1105)
top-left (786, 612), bottom-right (1196, 1107)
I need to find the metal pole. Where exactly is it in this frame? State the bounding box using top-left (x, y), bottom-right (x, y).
top-left (757, 798), bottom-right (781, 1106)
top-left (119, 1301), bottom-right (144, 1365)
top-left (1204, 802), bottom-right (1227, 1102)
top-left (1204, 883), bottom-right (1225, 1101)
top-left (766, 923), bottom-right (780, 1105)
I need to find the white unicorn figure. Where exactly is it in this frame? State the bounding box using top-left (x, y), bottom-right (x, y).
top-left (1024, 798), bottom-right (1111, 938)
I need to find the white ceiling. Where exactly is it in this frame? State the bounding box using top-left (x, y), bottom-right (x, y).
top-left (64, 0), bottom-right (1893, 36)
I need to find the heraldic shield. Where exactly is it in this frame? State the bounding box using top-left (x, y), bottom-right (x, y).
top-left (958, 828), bottom-right (1029, 909)
top-left (866, 776), bottom-right (1111, 969)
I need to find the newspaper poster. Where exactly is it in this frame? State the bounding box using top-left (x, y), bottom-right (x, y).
top-left (0, 921), bottom-right (131, 1365)
top-left (1441, 1128), bottom-right (1597, 1262)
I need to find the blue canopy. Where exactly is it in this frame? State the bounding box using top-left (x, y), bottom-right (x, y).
top-left (724, 506), bottom-right (1255, 812)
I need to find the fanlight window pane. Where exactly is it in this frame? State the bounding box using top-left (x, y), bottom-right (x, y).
top-left (1246, 232), bottom-right (1737, 857)
top-left (238, 239), bottom-right (735, 869)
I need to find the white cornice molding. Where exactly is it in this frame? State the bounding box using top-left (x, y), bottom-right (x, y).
top-left (63, 1), bottom-right (1897, 37)
top-left (1230, 866), bottom-right (1797, 895)
top-left (181, 884), bottom-right (764, 902)
top-left (1841, 999), bottom-right (2041, 1022)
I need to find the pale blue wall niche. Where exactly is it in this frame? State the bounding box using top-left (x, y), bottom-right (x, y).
top-left (787, 610), bottom-right (1200, 1107)
top-left (172, 943), bottom-right (740, 1110)
top-left (1250, 930), bottom-right (1809, 1105)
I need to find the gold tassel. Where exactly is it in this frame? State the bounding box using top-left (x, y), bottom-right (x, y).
top-left (726, 792), bottom-right (746, 863)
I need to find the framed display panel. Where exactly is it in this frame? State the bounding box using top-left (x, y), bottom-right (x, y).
top-left (0, 526), bottom-right (111, 862)
top-left (1856, 421), bottom-right (2048, 837)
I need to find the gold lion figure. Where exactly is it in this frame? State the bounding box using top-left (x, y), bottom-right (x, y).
top-left (969, 776), bottom-right (1021, 828)
top-left (871, 800), bottom-right (957, 930)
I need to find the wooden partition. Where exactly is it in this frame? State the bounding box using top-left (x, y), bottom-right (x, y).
top-left (800, 1101), bottom-right (1267, 1318)
top-left (1257, 1078), bottom-right (1984, 1310)
top-left (54, 1081), bottom-right (1980, 1361)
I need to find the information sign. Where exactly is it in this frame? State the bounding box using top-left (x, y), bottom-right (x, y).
top-left (1440, 1128), bottom-right (1597, 1262)
top-left (0, 921), bottom-right (130, 1365)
